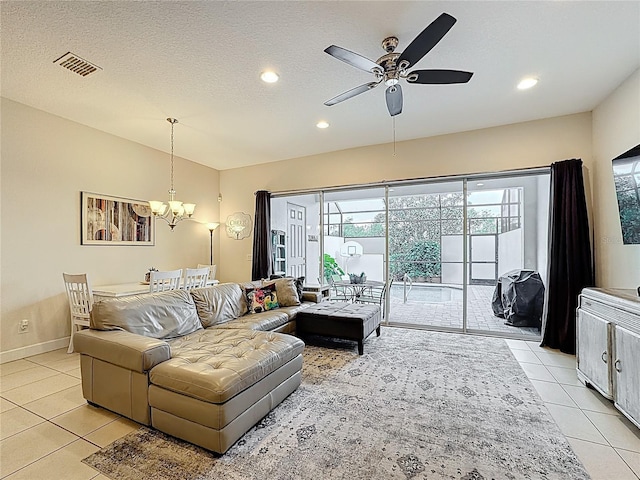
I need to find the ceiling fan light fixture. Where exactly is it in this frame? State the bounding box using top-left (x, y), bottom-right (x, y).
top-left (323, 12), bottom-right (473, 117)
top-left (260, 71), bottom-right (279, 83)
top-left (316, 121), bottom-right (329, 129)
top-left (517, 77), bottom-right (538, 90)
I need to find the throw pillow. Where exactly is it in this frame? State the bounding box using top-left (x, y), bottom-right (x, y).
top-left (268, 275), bottom-right (305, 304)
top-left (263, 277), bottom-right (301, 307)
top-left (245, 284), bottom-right (280, 314)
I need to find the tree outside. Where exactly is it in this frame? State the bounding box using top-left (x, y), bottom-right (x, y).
top-left (338, 193), bottom-right (497, 281)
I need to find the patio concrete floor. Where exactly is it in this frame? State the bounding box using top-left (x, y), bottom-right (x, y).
top-left (386, 284), bottom-right (542, 339)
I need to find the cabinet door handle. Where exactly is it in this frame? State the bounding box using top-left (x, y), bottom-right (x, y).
top-left (601, 351), bottom-right (608, 363)
top-left (614, 359), bottom-right (622, 373)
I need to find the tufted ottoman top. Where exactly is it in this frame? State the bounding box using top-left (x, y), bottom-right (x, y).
top-left (298, 301), bottom-right (380, 322)
top-left (150, 329), bottom-right (304, 404)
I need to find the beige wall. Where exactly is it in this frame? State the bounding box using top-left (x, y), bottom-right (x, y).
top-left (5, 71), bottom-right (636, 360)
top-left (219, 112), bottom-right (593, 283)
top-left (1, 98), bottom-right (220, 360)
top-left (592, 68), bottom-right (640, 288)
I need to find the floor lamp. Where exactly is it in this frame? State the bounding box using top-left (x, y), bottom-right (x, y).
top-left (207, 223), bottom-right (220, 265)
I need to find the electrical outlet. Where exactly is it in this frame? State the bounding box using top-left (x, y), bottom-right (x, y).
top-left (246, 254), bottom-right (252, 262)
top-left (19, 319), bottom-right (29, 334)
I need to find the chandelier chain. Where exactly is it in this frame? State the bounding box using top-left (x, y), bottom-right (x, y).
top-left (169, 118), bottom-right (176, 194)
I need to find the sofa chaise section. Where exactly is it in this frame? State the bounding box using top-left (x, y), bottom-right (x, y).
top-left (149, 328), bottom-right (303, 453)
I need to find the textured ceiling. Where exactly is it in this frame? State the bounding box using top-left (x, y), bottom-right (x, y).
top-left (2, 1), bottom-right (639, 170)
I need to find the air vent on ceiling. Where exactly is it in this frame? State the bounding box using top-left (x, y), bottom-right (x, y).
top-left (53, 52), bottom-right (102, 77)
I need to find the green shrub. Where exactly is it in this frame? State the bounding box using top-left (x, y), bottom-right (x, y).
top-left (390, 240), bottom-right (441, 280)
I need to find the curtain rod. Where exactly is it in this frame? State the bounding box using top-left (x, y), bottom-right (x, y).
top-left (270, 165), bottom-right (551, 198)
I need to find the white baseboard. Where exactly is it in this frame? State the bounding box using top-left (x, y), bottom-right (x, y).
top-left (0, 337), bottom-right (70, 364)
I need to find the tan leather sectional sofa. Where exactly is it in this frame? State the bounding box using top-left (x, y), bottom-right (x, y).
top-left (74, 281), bottom-right (315, 453)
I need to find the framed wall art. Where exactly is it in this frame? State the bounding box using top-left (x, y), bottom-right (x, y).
top-left (81, 192), bottom-right (155, 245)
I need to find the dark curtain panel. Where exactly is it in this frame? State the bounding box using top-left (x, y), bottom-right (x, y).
top-left (541, 159), bottom-right (594, 354)
top-left (251, 190), bottom-right (272, 281)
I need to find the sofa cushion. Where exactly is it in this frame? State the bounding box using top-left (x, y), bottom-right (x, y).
top-left (277, 303), bottom-right (312, 320)
top-left (90, 290), bottom-right (202, 339)
top-left (212, 309), bottom-right (289, 331)
top-left (245, 284), bottom-right (279, 314)
top-left (189, 283), bottom-right (247, 328)
top-left (262, 277), bottom-right (301, 307)
top-left (156, 329), bottom-right (305, 403)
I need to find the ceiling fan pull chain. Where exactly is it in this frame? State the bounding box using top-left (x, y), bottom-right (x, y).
top-left (392, 116), bottom-right (396, 156)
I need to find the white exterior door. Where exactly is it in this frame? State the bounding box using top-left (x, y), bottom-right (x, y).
top-left (287, 202), bottom-right (306, 278)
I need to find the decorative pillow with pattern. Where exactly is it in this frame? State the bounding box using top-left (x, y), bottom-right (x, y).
top-left (245, 284), bottom-right (279, 314)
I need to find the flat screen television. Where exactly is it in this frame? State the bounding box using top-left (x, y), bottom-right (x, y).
top-left (612, 143), bottom-right (640, 245)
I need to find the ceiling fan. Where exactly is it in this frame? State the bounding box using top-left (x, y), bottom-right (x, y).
top-left (323, 12), bottom-right (473, 116)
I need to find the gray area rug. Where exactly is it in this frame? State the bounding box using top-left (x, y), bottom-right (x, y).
top-left (83, 328), bottom-right (589, 480)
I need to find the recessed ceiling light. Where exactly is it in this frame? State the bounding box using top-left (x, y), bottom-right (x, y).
top-left (260, 71), bottom-right (279, 83)
top-left (517, 77), bottom-right (538, 90)
top-left (316, 121), bottom-right (329, 129)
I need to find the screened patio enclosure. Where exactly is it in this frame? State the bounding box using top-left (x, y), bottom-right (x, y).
top-left (270, 169), bottom-right (550, 340)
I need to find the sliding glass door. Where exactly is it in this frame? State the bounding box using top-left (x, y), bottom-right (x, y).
top-left (465, 174), bottom-right (550, 339)
top-left (270, 168), bottom-right (549, 340)
top-left (386, 181), bottom-right (464, 330)
top-left (323, 188), bottom-right (387, 286)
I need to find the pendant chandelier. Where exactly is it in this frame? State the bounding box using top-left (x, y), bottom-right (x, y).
top-left (149, 118), bottom-right (196, 230)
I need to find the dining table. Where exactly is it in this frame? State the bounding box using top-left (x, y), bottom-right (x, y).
top-left (333, 280), bottom-right (385, 301)
top-left (93, 279), bottom-right (219, 300)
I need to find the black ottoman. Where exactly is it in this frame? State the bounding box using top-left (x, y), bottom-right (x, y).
top-left (296, 302), bottom-right (381, 355)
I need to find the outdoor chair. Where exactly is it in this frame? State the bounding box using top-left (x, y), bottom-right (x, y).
top-left (330, 274), bottom-right (354, 302)
top-left (357, 280), bottom-right (393, 318)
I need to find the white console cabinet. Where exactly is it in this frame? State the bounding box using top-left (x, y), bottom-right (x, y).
top-left (577, 288), bottom-right (640, 429)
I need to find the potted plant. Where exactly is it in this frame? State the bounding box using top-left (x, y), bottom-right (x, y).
top-left (323, 253), bottom-right (344, 283)
top-left (349, 272), bottom-right (367, 284)
top-left (144, 267), bottom-right (158, 283)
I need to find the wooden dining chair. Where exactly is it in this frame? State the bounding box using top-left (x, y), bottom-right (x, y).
top-left (197, 263), bottom-right (217, 281)
top-left (183, 267), bottom-right (210, 290)
top-left (62, 273), bottom-right (93, 353)
top-left (149, 269), bottom-right (182, 292)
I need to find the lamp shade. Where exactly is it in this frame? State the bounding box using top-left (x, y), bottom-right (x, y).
top-left (149, 200), bottom-right (165, 214)
top-left (183, 203), bottom-right (196, 216)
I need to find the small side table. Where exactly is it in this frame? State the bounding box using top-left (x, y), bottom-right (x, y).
top-left (302, 284), bottom-right (330, 302)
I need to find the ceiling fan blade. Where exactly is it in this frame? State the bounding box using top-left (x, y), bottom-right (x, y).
top-left (385, 84), bottom-right (403, 116)
top-left (397, 13), bottom-right (457, 69)
top-left (324, 81), bottom-right (381, 106)
top-left (406, 69), bottom-right (474, 84)
top-left (324, 45), bottom-right (381, 74)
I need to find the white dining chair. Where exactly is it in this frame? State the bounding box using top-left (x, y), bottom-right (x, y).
top-left (149, 269), bottom-right (182, 292)
top-left (62, 273), bottom-right (94, 353)
top-left (197, 263), bottom-right (217, 281)
top-left (183, 267), bottom-right (210, 290)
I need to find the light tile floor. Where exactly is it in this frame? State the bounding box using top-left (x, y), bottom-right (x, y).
top-left (1, 341), bottom-right (638, 479)
top-left (506, 339), bottom-right (640, 479)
